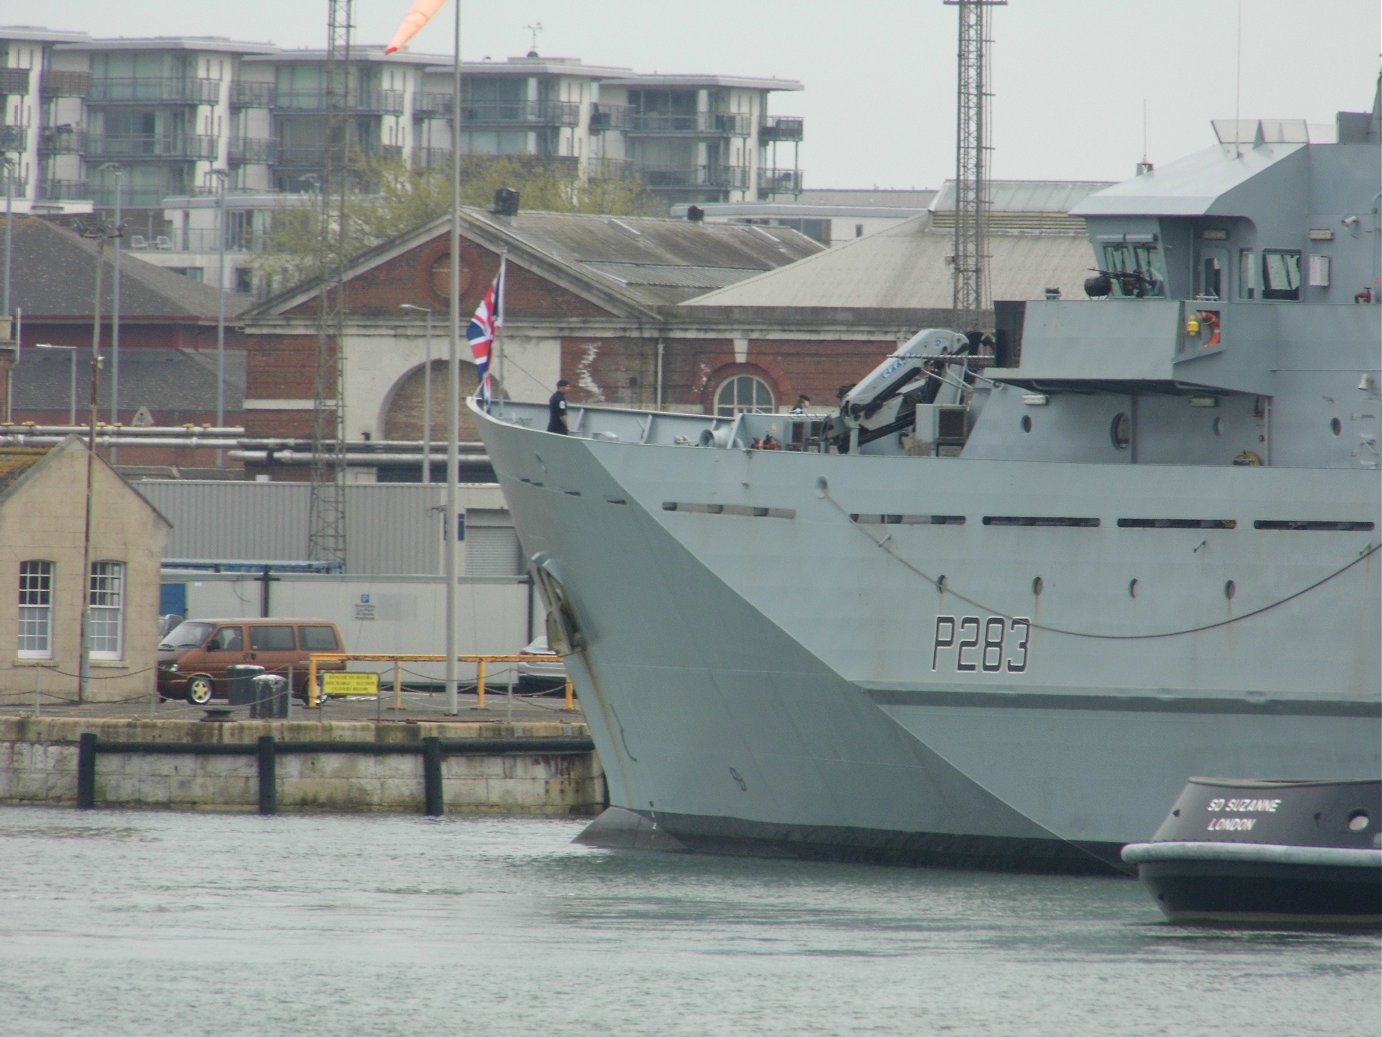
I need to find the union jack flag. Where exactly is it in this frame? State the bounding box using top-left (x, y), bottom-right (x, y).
top-left (466, 258), bottom-right (504, 413)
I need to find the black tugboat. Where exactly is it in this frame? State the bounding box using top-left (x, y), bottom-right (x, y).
top-left (1122, 778), bottom-right (1381, 926)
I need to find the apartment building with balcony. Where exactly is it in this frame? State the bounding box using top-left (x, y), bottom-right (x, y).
top-left (1, 27), bottom-right (807, 298)
top-left (596, 73), bottom-right (804, 205)
top-left (0, 26), bottom-right (93, 216)
top-left (62, 35), bottom-right (279, 211)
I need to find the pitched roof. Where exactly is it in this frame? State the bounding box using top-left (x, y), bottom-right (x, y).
top-left (0, 446), bottom-right (47, 501)
top-left (253, 206), bottom-right (824, 319)
top-left (682, 182), bottom-right (1113, 310)
top-left (471, 208), bottom-right (821, 306)
top-left (10, 346), bottom-right (246, 413)
top-left (7, 216), bottom-right (254, 321)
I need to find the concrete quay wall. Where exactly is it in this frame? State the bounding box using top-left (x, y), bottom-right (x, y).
top-left (0, 716), bottom-right (605, 816)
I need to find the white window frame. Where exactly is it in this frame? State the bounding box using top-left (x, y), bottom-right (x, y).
top-left (18, 560), bottom-right (54, 660)
top-left (88, 561), bottom-right (125, 661)
top-left (714, 374), bottom-right (774, 418)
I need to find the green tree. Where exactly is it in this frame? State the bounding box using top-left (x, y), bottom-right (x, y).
top-left (254, 155), bottom-right (656, 295)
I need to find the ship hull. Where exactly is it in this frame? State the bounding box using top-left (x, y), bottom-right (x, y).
top-left (476, 402), bottom-right (1381, 874)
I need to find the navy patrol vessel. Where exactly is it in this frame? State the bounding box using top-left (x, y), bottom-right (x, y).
top-left (472, 92), bottom-right (1382, 873)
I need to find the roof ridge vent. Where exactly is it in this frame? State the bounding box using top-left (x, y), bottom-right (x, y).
top-left (607, 217), bottom-right (641, 237)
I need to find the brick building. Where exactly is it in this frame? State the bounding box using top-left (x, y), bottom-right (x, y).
top-left (1, 215), bottom-right (252, 474)
top-left (239, 184), bottom-right (1105, 484)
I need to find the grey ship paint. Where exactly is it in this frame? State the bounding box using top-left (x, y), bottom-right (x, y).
top-left (472, 95), bottom-right (1382, 873)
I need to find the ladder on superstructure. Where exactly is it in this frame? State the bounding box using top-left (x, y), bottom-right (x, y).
top-left (944, 0), bottom-right (1005, 333)
top-left (308, 0), bottom-right (352, 568)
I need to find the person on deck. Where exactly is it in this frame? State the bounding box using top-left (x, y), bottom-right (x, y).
top-left (547, 379), bottom-right (571, 434)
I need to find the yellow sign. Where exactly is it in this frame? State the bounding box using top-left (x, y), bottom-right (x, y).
top-left (321, 672), bottom-right (380, 697)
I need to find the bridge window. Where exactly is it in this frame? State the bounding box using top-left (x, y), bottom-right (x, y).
top-left (1100, 242), bottom-right (1165, 297)
top-left (1261, 249), bottom-right (1301, 300)
top-left (1238, 250), bottom-right (1256, 299)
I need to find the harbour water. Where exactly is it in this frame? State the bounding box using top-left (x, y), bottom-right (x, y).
top-left (2, 807), bottom-right (1377, 1037)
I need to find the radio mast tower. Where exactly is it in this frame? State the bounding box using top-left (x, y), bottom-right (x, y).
top-left (308, 0), bottom-right (352, 567)
top-left (944, 0), bottom-right (1004, 333)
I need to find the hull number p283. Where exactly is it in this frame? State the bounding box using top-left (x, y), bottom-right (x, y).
top-left (932, 615), bottom-right (1031, 673)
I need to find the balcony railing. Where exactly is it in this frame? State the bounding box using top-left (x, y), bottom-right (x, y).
top-left (88, 77), bottom-right (221, 105)
top-left (274, 88), bottom-right (404, 113)
top-left (627, 111), bottom-right (751, 136)
top-left (758, 167), bottom-right (804, 193)
top-left (459, 100), bottom-right (580, 127)
top-left (41, 70), bottom-right (91, 96)
top-left (642, 164), bottom-right (748, 190)
top-left (358, 88), bottom-right (405, 114)
top-left (589, 157), bottom-right (637, 181)
top-left (39, 126), bottom-right (84, 153)
top-left (231, 81), bottom-right (276, 107)
top-left (85, 133), bottom-right (218, 160)
top-left (0, 124), bottom-right (26, 151)
top-left (38, 179), bottom-right (91, 202)
top-left (229, 137), bottom-right (277, 163)
top-left (78, 182), bottom-right (177, 207)
top-left (0, 68), bottom-right (30, 95)
top-left (588, 104), bottom-right (632, 132)
top-left (760, 115), bottom-right (804, 142)
top-left (413, 92), bottom-right (452, 116)
top-left (274, 142), bottom-right (331, 166)
top-left (138, 227), bottom-right (268, 254)
top-left (273, 141), bottom-right (402, 167)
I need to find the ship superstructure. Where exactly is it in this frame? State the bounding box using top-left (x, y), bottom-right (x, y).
top-left (473, 99), bottom-right (1382, 872)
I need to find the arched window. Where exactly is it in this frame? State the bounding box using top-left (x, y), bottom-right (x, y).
top-left (714, 374), bottom-right (774, 417)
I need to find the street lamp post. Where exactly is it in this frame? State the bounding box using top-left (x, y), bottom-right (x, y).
top-left (98, 164), bottom-right (123, 461)
top-left (75, 216), bottom-right (118, 703)
top-left (2, 155), bottom-right (12, 320)
top-left (209, 169), bottom-right (229, 460)
top-left (34, 344), bottom-right (77, 424)
top-left (399, 303), bottom-right (433, 480)
top-left (445, 0), bottom-right (462, 714)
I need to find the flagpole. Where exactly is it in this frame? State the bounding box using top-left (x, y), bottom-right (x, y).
top-left (445, 0), bottom-right (461, 715)
top-left (494, 251), bottom-right (506, 399)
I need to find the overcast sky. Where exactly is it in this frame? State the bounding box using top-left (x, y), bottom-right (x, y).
top-left (26, 0), bottom-right (1382, 189)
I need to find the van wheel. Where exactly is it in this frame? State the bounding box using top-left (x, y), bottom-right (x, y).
top-left (186, 677), bottom-right (215, 704)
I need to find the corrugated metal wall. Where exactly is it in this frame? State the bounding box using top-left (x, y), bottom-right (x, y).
top-left (134, 481), bottom-right (513, 576)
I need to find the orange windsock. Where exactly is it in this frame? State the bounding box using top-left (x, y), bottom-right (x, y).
top-left (383, 0), bottom-right (449, 55)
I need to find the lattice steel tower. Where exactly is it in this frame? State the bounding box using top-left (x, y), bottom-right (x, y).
top-left (944, 0), bottom-right (1004, 333)
top-left (308, 0), bottom-right (352, 567)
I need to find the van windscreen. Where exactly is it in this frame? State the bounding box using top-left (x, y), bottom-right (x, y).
top-left (159, 621), bottom-right (213, 650)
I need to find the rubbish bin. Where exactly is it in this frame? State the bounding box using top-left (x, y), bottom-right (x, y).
top-left (227, 664), bottom-right (265, 707)
top-left (251, 673), bottom-right (289, 719)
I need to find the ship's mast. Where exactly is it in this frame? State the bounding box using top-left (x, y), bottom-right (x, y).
top-left (944, 0), bottom-right (1004, 334)
top-left (308, 0), bottom-right (352, 567)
